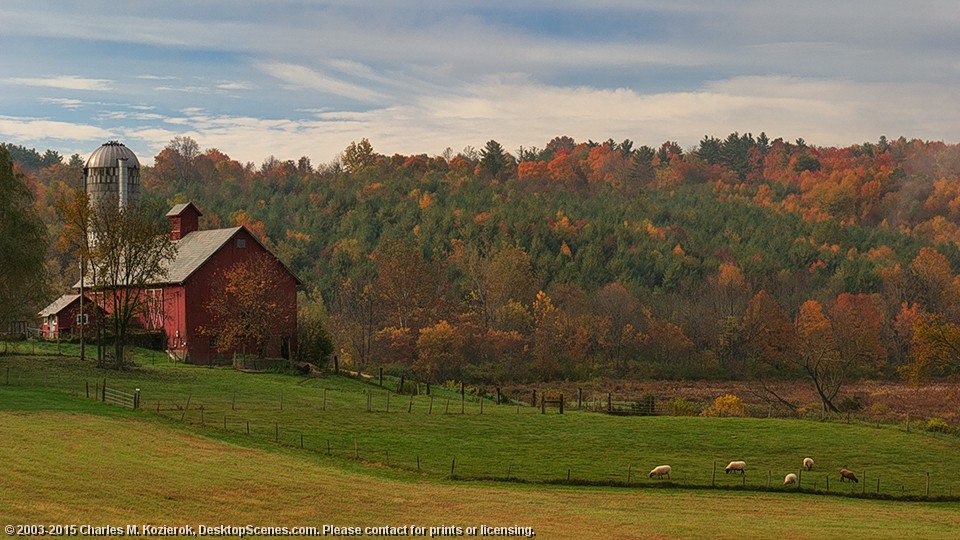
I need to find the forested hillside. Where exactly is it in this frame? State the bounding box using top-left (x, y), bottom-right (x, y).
top-left (9, 134), bottom-right (960, 401)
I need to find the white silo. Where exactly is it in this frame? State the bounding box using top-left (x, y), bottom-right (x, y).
top-left (83, 141), bottom-right (141, 208)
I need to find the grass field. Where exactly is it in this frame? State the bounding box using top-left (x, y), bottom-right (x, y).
top-left (2, 351), bottom-right (960, 538)
top-left (3, 410), bottom-right (960, 539)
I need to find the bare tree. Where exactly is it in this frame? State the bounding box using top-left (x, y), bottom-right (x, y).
top-left (88, 201), bottom-right (177, 368)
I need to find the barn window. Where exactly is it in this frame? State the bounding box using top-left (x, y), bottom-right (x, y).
top-left (236, 238), bottom-right (246, 248)
top-left (76, 313), bottom-right (88, 325)
top-left (209, 336), bottom-right (218, 349)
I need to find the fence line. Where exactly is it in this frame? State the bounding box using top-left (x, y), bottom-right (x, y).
top-left (2, 363), bottom-right (959, 501)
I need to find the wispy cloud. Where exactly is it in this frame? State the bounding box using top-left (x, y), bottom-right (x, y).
top-left (0, 116), bottom-right (113, 140)
top-left (38, 98), bottom-right (86, 109)
top-left (217, 81), bottom-right (256, 91)
top-left (8, 76), bottom-right (112, 91)
top-left (257, 62), bottom-right (385, 103)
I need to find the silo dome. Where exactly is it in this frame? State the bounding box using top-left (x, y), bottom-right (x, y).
top-left (84, 140), bottom-right (141, 208)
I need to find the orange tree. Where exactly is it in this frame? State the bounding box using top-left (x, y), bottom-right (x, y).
top-left (203, 251), bottom-right (294, 358)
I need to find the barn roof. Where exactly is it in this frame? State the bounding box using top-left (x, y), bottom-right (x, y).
top-left (166, 202), bottom-right (203, 217)
top-left (73, 225), bottom-right (302, 288)
top-left (38, 294), bottom-right (81, 317)
top-left (164, 227), bottom-right (242, 283)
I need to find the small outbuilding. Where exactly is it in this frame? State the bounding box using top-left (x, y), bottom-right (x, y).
top-left (38, 293), bottom-right (99, 340)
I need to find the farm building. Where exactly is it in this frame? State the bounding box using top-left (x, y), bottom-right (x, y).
top-left (37, 293), bottom-right (101, 340)
top-left (39, 141), bottom-right (301, 364)
top-left (130, 201), bottom-right (301, 363)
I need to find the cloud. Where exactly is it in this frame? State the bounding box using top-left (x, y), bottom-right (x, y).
top-left (0, 116), bottom-right (113, 141)
top-left (38, 98), bottom-right (86, 109)
top-left (257, 62), bottom-right (385, 103)
top-left (217, 81), bottom-right (256, 91)
top-left (7, 76), bottom-right (112, 91)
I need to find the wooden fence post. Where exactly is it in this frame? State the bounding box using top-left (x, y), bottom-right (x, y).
top-left (102, 378), bottom-right (107, 402)
top-left (607, 393), bottom-right (612, 413)
top-left (379, 367), bottom-right (383, 387)
top-left (445, 398), bottom-right (450, 414)
top-left (333, 355), bottom-right (339, 374)
top-left (559, 394), bottom-right (564, 414)
top-left (496, 387), bottom-right (501, 405)
top-left (480, 398), bottom-right (483, 415)
top-left (429, 395), bottom-right (433, 414)
top-left (398, 375), bottom-right (405, 394)
top-left (578, 387), bottom-right (582, 410)
top-left (926, 472), bottom-right (930, 498)
top-left (627, 464), bottom-right (631, 484)
top-left (532, 389), bottom-right (536, 407)
top-left (450, 456), bottom-right (456, 477)
top-left (275, 423), bottom-right (279, 442)
top-left (246, 420), bottom-right (250, 435)
top-left (86, 381), bottom-right (89, 398)
top-left (540, 394), bottom-right (545, 414)
top-left (712, 461), bottom-right (716, 487)
top-left (323, 389), bottom-right (327, 411)
top-left (408, 394), bottom-right (413, 413)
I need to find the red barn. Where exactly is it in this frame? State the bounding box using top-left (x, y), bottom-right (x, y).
top-left (150, 202), bottom-right (301, 364)
top-left (46, 202), bottom-right (300, 364)
top-left (38, 293), bottom-right (101, 340)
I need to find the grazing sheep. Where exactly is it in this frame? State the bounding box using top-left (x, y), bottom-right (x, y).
top-left (649, 465), bottom-right (671, 479)
top-left (784, 473), bottom-right (798, 486)
top-left (803, 457), bottom-right (814, 471)
top-left (840, 468), bottom-right (859, 483)
top-left (725, 461), bottom-right (746, 474)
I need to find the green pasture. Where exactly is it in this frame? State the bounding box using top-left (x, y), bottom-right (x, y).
top-left (2, 411), bottom-right (960, 539)
top-left (2, 352), bottom-right (959, 499)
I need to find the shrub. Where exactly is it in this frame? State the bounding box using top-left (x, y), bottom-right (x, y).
top-left (838, 394), bottom-right (865, 412)
top-left (668, 397), bottom-right (699, 416)
top-left (926, 418), bottom-right (951, 433)
top-left (699, 394), bottom-right (745, 417)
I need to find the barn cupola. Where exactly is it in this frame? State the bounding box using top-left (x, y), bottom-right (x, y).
top-left (166, 202), bottom-right (202, 241)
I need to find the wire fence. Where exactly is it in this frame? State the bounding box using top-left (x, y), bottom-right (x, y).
top-left (2, 362), bottom-right (959, 501)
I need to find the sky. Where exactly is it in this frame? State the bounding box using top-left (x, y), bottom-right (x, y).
top-left (2, 1), bottom-right (959, 166)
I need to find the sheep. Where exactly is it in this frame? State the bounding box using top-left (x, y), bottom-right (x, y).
top-left (803, 457), bottom-right (814, 471)
top-left (725, 461), bottom-right (746, 474)
top-left (648, 465), bottom-right (671, 479)
top-left (784, 473), bottom-right (798, 486)
top-left (840, 468), bottom-right (859, 483)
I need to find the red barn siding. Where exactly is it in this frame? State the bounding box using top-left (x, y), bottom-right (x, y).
top-left (179, 229), bottom-right (298, 364)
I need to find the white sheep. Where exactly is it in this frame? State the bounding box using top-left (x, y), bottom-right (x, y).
top-left (784, 473), bottom-right (798, 486)
top-left (725, 461), bottom-right (746, 474)
top-left (803, 457), bottom-right (814, 471)
top-left (648, 465), bottom-right (671, 479)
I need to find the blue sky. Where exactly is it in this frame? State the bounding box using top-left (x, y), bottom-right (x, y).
top-left (2, 1), bottom-right (959, 165)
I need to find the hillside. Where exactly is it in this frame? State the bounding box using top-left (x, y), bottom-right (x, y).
top-left (9, 135), bottom-right (960, 394)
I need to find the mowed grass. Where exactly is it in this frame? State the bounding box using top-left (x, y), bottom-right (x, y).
top-left (3, 353), bottom-right (960, 498)
top-left (2, 411), bottom-right (960, 540)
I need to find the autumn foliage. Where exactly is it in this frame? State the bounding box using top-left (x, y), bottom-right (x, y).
top-left (13, 132), bottom-right (960, 388)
